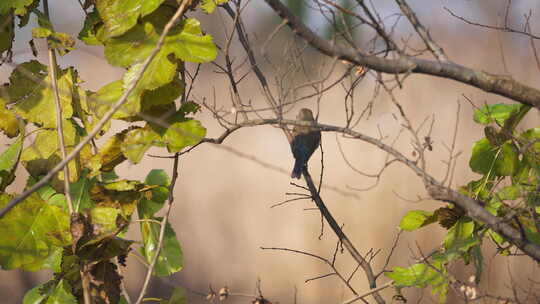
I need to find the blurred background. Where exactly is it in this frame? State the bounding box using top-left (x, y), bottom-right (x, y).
top-left (1, 0), bottom-right (539, 302)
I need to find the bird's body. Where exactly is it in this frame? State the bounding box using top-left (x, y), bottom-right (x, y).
top-left (290, 108), bottom-right (321, 179)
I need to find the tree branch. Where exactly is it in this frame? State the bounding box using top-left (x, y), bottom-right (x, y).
top-left (301, 167), bottom-right (386, 304)
top-left (199, 118), bottom-right (540, 262)
top-left (395, 0), bottom-right (447, 61)
top-left (263, 0), bottom-right (540, 110)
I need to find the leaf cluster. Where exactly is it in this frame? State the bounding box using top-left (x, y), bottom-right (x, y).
top-left (387, 104), bottom-right (540, 301)
top-left (0, 0), bottom-right (228, 302)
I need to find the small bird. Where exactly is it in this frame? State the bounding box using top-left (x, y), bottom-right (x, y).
top-left (290, 108), bottom-right (321, 179)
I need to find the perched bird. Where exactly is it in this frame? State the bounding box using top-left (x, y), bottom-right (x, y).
top-left (290, 108), bottom-right (321, 179)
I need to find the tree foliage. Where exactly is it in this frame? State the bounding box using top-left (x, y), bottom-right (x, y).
top-left (0, 0), bottom-right (219, 302)
top-left (0, 0), bottom-right (539, 303)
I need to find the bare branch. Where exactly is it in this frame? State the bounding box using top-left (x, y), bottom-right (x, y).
top-left (263, 0), bottom-right (540, 110)
top-left (395, 0), bottom-right (447, 61)
top-left (197, 117), bottom-right (540, 262)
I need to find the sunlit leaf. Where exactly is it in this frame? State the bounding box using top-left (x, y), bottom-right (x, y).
top-left (386, 260), bottom-right (448, 302)
top-left (96, 0), bottom-right (165, 38)
top-left (90, 181), bottom-right (143, 217)
top-left (399, 210), bottom-right (437, 231)
top-left (0, 133), bottom-right (23, 191)
top-left (0, 98), bottom-right (20, 137)
top-left (0, 193), bottom-right (71, 271)
top-left (86, 128), bottom-right (128, 175)
top-left (469, 138), bottom-right (519, 177)
top-left (88, 80), bottom-right (141, 120)
top-left (0, 0), bottom-right (36, 15)
top-left (10, 62), bottom-right (75, 127)
top-left (78, 9), bottom-right (102, 45)
top-left (20, 121), bottom-right (81, 188)
top-left (162, 118), bottom-right (206, 152)
top-left (23, 280), bottom-right (77, 304)
top-left (201, 0), bottom-right (229, 13)
top-left (473, 103), bottom-right (522, 125)
top-left (104, 7), bottom-right (216, 93)
top-left (122, 127), bottom-right (159, 164)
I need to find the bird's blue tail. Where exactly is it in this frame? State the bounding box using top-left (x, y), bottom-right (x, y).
top-left (291, 159), bottom-right (303, 179)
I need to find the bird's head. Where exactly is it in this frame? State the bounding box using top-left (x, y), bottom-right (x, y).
top-left (297, 108), bottom-right (315, 121)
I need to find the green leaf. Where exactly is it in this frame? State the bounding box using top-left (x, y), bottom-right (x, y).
top-left (168, 18), bottom-right (218, 63)
top-left (121, 127), bottom-right (159, 164)
top-left (122, 112), bottom-right (206, 162)
top-left (138, 170), bottom-right (170, 216)
top-left (522, 128), bottom-right (540, 155)
top-left (487, 229), bottom-right (506, 247)
top-left (139, 217), bottom-right (183, 277)
top-left (96, 0), bottom-right (165, 39)
top-left (473, 103), bottom-right (522, 125)
top-left (103, 179), bottom-right (142, 191)
top-left (162, 118), bottom-right (206, 152)
top-left (385, 260), bottom-right (448, 302)
top-left (495, 185), bottom-right (522, 200)
top-left (48, 32), bottom-right (76, 55)
top-left (91, 207), bottom-right (121, 234)
top-left (471, 245), bottom-right (483, 284)
top-left (86, 128), bottom-right (128, 175)
top-left (22, 284), bottom-right (45, 304)
top-left (0, 133), bottom-right (23, 191)
top-left (521, 217), bottom-right (540, 245)
top-left (469, 138), bottom-right (496, 175)
top-left (399, 210), bottom-right (437, 231)
top-left (139, 78), bottom-right (183, 120)
top-left (103, 8), bottom-right (216, 93)
top-left (70, 174), bottom-right (95, 212)
top-left (201, 0), bottom-right (229, 14)
top-left (20, 120), bottom-right (82, 187)
top-left (90, 184), bottom-right (141, 218)
top-left (38, 280), bottom-right (77, 304)
top-left (88, 79), bottom-right (141, 120)
top-left (497, 142), bottom-right (520, 176)
top-left (146, 169), bottom-right (170, 187)
top-left (445, 220), bottom-right (475, 249)
top-left (0, 193), bottom-right (71, 271)
top-left (123, 50), bottom-right (176, 91)
top-left (0, 97), bottom-right (20, 137)
top-left (105, 13), bottom-right (217, 66)
top-left (78, 9), bottom-right (103, 45)
top-left (469, 138), bottom-right (519, 177)
top-left (32, 26), bottom-right (52, 38)
top-left (9, 61), bottom-right (74, 128)
top-left (0, 13), bottom-right (15, 54)
top-left (0, 0), bottom-right (36, 15)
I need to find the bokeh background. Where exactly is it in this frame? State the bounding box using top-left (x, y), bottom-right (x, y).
top-left (1, 0), bottom-right (539, 303)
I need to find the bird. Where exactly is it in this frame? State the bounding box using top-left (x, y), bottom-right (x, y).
top-left (290, 108), bottom-right (321, 179)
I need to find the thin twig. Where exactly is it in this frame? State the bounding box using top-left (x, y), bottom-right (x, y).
top-left (43, 0), bottom-right (74, 215)
top-left (341, 280), bottom-right (394, 304)
top-left (134, 152), bottom-right (181, 304)
top-left (301, 168), bottom-right (385, 303)
top-left (395, 0), bottom-right (447, 61)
